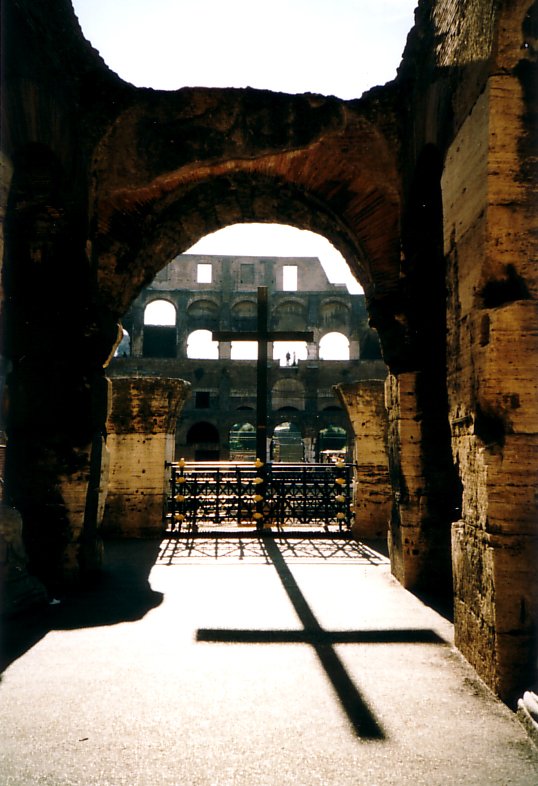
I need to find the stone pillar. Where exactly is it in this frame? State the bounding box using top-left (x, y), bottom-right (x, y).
top-left (349, 339), bottom-right (360, 360)
top-left (103, 376), bottom-right (190, 537)
top-left (218, 341), bottom-right (232, 359)
top-left (4, 368), bottom-right (112, 591)
top-left (307, 333), bottom-right (319, 360)
top-left (335, 380), bottom-right (391, 539)
top-left (384, 372), bottom-right (446, 590)
top-left (303, 434), bottom-right (316, 463)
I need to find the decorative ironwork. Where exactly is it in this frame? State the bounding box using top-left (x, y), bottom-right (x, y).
top-left (165, 460), bottom-right (354, 533)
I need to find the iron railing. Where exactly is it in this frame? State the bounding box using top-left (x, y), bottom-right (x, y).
top-left (165, 461), bottom-right (354, 532)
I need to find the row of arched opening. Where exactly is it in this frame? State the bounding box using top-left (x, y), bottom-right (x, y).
top-left (116, 326), bottom-right (351, 361)
top-left (186, 329), bottom-right (350, 361)
top-left (183, 420), bottom-right (348, 462)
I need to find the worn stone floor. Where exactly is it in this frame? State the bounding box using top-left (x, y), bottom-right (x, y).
top-left (1, 535), bottom-right (537, 786)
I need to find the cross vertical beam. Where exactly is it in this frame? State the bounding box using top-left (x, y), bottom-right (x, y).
top-left (255, 286), bottom-right (268, 463)
top-left (212, 286), bottom-right (313, 464)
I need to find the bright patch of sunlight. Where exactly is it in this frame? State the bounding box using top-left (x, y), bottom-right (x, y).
top-left (273, 341), bottom-right (308, 367)
top-left (231, 341), bottom-right (258, 360)
top-left (144, 299), bottom-right (176, 326)
top-left (187, 329), bottom-right (219, 359)
top-left (319, 332), bottom-right (350, 360)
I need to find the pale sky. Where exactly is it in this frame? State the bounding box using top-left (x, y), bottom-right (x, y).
top-left (72, 0), bottom-right (417, 293)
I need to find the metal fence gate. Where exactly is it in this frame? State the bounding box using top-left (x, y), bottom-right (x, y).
top-left (165, 461), bottom-right (354, 533)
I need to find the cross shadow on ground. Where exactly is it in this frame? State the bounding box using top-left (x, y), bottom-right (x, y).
top-left (1, 539), bottom-right (163, 673)
top-left (191, 533), bottom-right (447, 740)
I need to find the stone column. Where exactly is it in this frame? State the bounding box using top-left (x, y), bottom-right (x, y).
top-left (384, 371), bottom-right (449, 590)
top-left (334, 379), bottom-right (391, 539)
top-left (103, 377), bottom-right (191, 537)
top-left (218, 341), bottom-right (232, 359)
top-left (349, 339), bottom-right (360, 360)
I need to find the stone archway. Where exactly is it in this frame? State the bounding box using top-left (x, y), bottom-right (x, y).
top-left (90, 91), bottom-right (402, 324)
top-left (3, 0), bottom-right (537, 710)
top-left (186, 421), bottom-right (220, 460)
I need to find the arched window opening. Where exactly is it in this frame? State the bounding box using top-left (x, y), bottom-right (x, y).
top-left (273, 300), bottom-right (307, 331)
top-left (231, 341), bottom-right (257, 360)
top-left (187, 329), bottom-right (219, 359)
top-left (231, 300), bottom-right (257, 331)
top-left (144, 299), bottom-right (176, 326)
top-left (114, 328), bottom-right (131, 357)
top-left (320, 299), bottom-right (349, 330)
top-left (272, 422), bottom-right (303, 463)
top-left (187, 299), bottom-right (219, 328)
top-left (272, 378), bottom-right (305, 411)
top-left (186, 421), bottom-right (220, 461)
top-left (273, 341), bottom-right (308, 367)
top-left (143, 299), bottom-right (176, 358)
top-left (318, 426), bottom-right (348, 463)
top-left (319, 332), bottom-right (350, 360)
top-left (229, 422), bottom-right (256, 461)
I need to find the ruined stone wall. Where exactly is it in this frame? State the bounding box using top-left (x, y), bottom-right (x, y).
top-left (440, 1), bottom-right (538, 703)
top-left (384, 0), bottom-right (538, 702)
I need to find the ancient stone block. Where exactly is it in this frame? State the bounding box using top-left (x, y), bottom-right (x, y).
top-left (452, 521), bottom-right (538, 704)
top-left (103, 377), bottom-right (190, 537)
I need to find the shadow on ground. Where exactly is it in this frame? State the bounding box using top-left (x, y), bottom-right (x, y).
top-left (1, 540), bottom-right (163, 673)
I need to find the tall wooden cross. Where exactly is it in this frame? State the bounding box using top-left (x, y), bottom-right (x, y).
top-left (213, 286), bottom-right (313, 462)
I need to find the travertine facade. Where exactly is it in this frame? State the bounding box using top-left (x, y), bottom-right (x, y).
top-left (0, 0), bottom-right (535, 705)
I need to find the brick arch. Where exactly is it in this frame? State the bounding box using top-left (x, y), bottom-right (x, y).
top-left (91, 88), bottom-right (402, 341)
top-left (186, 297), bottom-right (220, 329)
top-left (143, 298), bottom-right (177, 325)
top-left (319, 298), bottom-right (351, 330)
top-left (272, 298), bottom-right (308, 332)
top-left (230, 298), bottom-right (257, 316)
